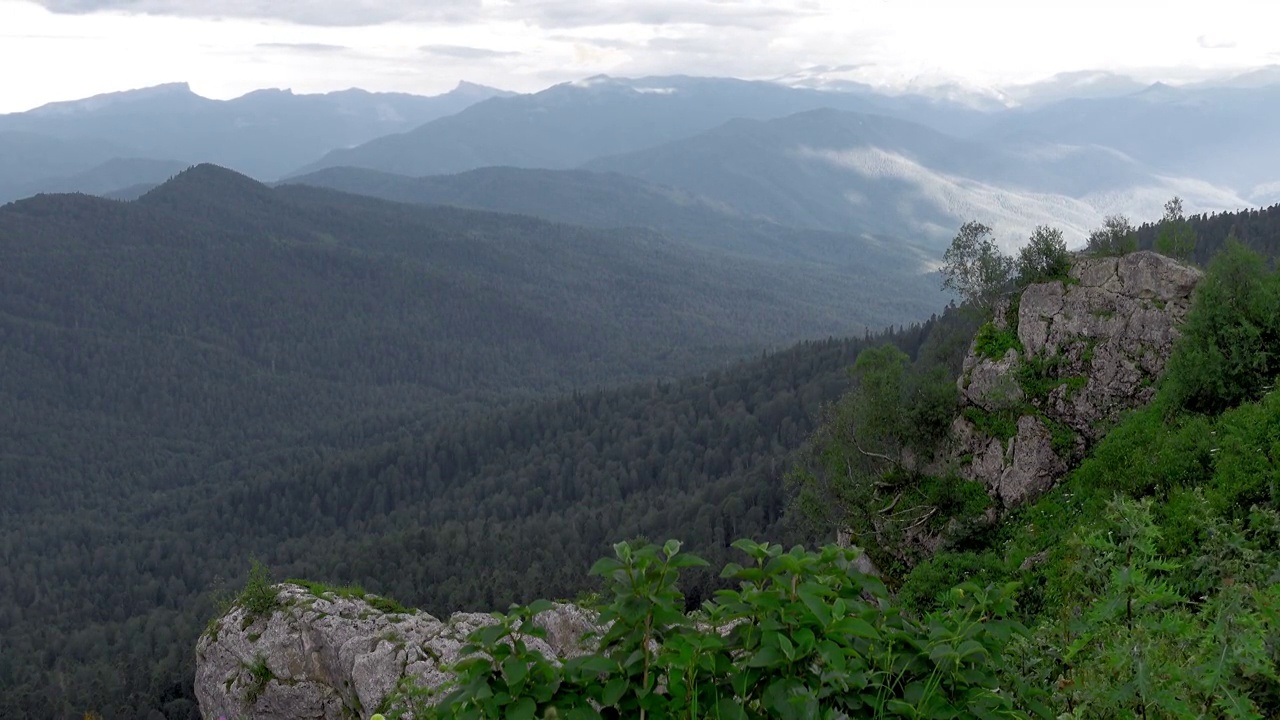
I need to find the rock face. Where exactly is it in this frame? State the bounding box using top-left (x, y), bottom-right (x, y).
top-left (195, 584), bottom-right (599, 720)
top-left (954, 251), bottom-right (1201, 508)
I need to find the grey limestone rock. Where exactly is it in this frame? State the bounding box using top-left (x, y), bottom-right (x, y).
top-left (195, 584), bottom-right (600, 720)
top-left (952, 251), bottom-right (1201, 509)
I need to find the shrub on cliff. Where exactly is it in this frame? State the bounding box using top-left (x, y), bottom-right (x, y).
top-left (388, 540), bottom-right (1029, 719)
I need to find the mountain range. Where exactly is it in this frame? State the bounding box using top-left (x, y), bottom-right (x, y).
top-left (4, 72), bottom-right (1277, 247)
top-left (0, 80), bottom-right (510, 201)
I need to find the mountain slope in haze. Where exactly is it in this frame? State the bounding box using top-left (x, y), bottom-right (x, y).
top-left (286, 165), bottom-right (939, 269)
top-left (0, 164), bottom-right (941, 511)
top-left (0, 81), bottom-right (510, 192)
top-left (293, 75), bottom-right (990, 178)
top-left (0, 307), bottom-right (949, 719)
top-left (6, 157), bottom-right (188, 198)
top-left (0, 130), bottom-right (141, 202)
top-left (587, 108), bottom-right (1251, 248)
top-left (977, 83), bottom-right (1280, 200)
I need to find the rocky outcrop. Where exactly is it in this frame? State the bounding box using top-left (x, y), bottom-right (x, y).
top-left (195, 583), bottom-right (599, 720)
top-left (954, 251), bottom-right (1201, 508)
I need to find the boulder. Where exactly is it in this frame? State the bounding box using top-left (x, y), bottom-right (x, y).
top-left (195, 584), bottom-right (599, 720)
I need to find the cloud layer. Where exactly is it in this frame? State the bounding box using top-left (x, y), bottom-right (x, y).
top-left (4, 0), bottom-right (1280, 113)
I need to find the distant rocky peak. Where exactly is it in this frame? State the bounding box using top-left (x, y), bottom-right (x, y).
top-left (25, 82), bottom-right (198, 116)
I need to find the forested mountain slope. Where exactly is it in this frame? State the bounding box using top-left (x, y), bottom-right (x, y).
top-left (286, 165), bottom-right (940, 266)
top-left (0, 162), bottom-right (944, 718)
top-left (586, 108), bottom-right (1248, 247)
top-left (0, 317), bottom-right (955, 719)
top-left (2, 164), bottom-right (944, 516)
top-left (1136, 201), bottom-right (1280, 265)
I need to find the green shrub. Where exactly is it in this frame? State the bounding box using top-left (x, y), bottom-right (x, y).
top-left (288, 578), bottom-right (410, 614)
top-left (962, 406), bottom-right (1019, 440)
top-left (237, 558), bottom-right (280, 620)
top-left (973, 321), bottom-right (1022, 361)
top-left (1016, 225), bottom-right (1071, 285)
top-left (389, 540), bottom-right (1029, 719)
top-left (1085, 215), bottom-right (1138, 257)
top-left (1160, 240), bottom-right (1280, 415)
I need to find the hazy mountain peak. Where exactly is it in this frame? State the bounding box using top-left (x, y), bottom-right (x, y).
top-left (23, 82), bottom-right (200, 117)
top-left (137, 163), bottom-right (273, 209)
top-left (452, 80), bottom-right (514, 97)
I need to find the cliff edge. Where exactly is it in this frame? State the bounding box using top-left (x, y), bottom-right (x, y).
top-left (195, 583), bottom-right (597, 719)
top-left (953, 250), bottom-right (1201, 507)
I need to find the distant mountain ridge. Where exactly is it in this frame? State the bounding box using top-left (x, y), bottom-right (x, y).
top-left (293, 74), bottom-right (991, 178)
top-left (6, 72), bottom-right (1278, 252)
top-left (0, 81), bottom-right (512, 201)
top-left (585, 107), bottom-right (1252, 248)
top-left (285, 165), bottom-right (938, 269)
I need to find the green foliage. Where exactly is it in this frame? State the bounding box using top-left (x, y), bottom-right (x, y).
top-left (962, 406), bottom-right (1019, 441)
top-left (288, 579), bottom-right (410, 615)
top-left (790, 337), bottom-right (965, 568)
top-left (941, 221), bottom-right (1016, 309)
top-left (973, 321), bottom-right (1022, 361)
top-left (1085, 214), bottom-right (1138, 257)
top-left (915, 474), bottom-right (992, 530)
top-left (390, 540), bottom-right (1028, 719)
top-left (1134, 201), bottom-right (1280, 266)
top-left (1015, 225), bottom-right (1071, 285)
top-left (1, 313), bottom-right (945, 717)
top-left (238, 558), bottom-right (281, 621)
top-left (1008, 497), bottom-right (1280, 718)
top-left (243, 655), bottom-right (274, 705)
top-left (1155, 197), bottom-right (1199, 262)
top-left (1015, 352), bottom-right (1069, 402)
top-left (1161, 240), bottom-right (1280, 415)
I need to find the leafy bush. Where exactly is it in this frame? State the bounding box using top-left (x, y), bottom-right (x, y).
top-left (1085, 215), bottom-right (1138, 257)
top-left (390, 540), bottom-right (1029, 719)
top-left (972, 321), bottom-right (1022, 361)
top-left (287, 579), bottom-right (410, 614)
top-left (1016, 226), bottom-right (1071, 285)
top-left (1008, 497), bottom-right (1280, 718)
top-left (1161, 240), bottom-right (1280, 416)
top-left (942, 221), bottom-right (1016, 309)
top-left (962, 406), bottom-right (1019, 440)
top-left (237, 558), bottom-right (280, 620)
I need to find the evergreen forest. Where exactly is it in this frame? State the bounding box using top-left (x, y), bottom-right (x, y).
top-left (2, 174), bottom-right (1280, 717)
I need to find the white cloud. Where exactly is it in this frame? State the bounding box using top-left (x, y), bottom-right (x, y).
top-left (2, 0), bottom-right (1280, 112)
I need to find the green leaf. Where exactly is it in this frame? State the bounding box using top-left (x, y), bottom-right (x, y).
top-left (714, 697), bottom-right (749, 720)
top-left (831, 616), bottom-right (881, 641)
top-left (663, 539), bottom-right (682, 557)
top-left (506, 697), bottom-right (536, 720)
top-left (588, 558), bottom-right (624, 577)
top-left (798, 585), bottom-right (832, 627)
top-left (747, 645), bottom-right (785, 668)
top-left (600, 677), bottom-right (627, 707)
top-left (502, 656), bottom-right (528, 688)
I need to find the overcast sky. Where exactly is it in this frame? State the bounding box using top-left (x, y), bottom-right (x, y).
top-left (3, 0), bottom-right (1279, 112)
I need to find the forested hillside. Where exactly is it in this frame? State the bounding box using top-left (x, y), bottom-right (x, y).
top-left (1137, 201), bottom-right (1280, 264)
top-left (0, 163), bottom-right (944, 718)
top-left (286, 165), bottom-right (941, 266)
top-left (316, 230), bottom-right (1280, 720)
top-left (6, 191), bottom-right (1280, 718)
top-left (0, 318), bottom-right (956, 719)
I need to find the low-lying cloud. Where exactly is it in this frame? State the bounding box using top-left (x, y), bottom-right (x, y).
top-left (30, 0), bottom-right (479, 26)
top-left (421, 45), bottom-right (520, 60)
